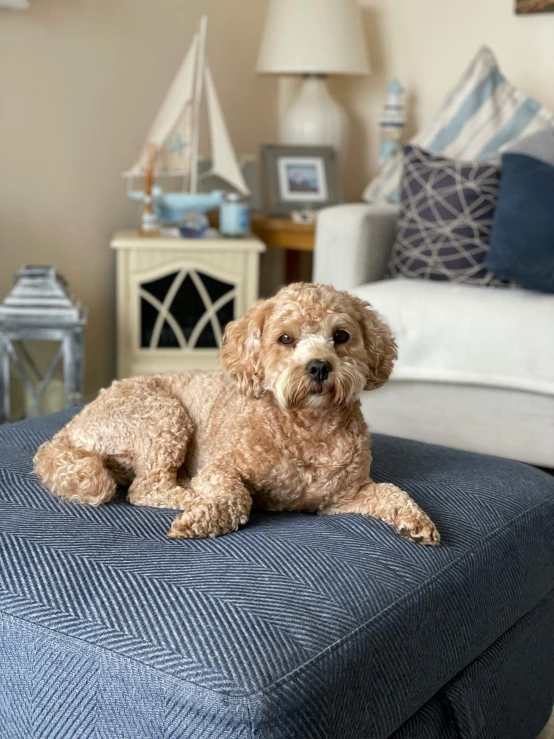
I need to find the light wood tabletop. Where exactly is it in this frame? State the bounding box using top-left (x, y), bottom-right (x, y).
top-left (250, 216), bottom-right (315, 252)
top-left (250, 215), bottom-right (315, 283)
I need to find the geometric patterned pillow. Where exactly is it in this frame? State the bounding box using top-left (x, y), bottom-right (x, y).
top-left (387, 146), bottom-right (509, 286)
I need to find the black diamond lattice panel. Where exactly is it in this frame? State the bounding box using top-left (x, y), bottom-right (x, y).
top-left (139, 270), bottom-right (236, 349)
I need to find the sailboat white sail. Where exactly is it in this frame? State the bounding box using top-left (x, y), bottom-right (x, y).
top-left (203, 66), bottom-right (249, 196)
top-left (124, 16), bottom-right (249, 223)
top-left (126, 35), bottom-right (198, 178)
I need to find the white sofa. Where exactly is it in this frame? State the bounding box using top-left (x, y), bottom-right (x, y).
top-left (314, 204), bottom-right (554, 467)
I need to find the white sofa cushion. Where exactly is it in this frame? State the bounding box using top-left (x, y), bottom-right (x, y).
top-left (352, 279), bottom-right (554, 396)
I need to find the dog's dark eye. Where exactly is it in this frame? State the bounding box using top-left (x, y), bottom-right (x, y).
top-left (333, 330), bottom-right (350, 344)
top-left (278, 334), bottom-right (295, 346)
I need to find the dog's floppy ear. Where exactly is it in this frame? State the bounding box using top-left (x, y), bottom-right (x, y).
top-left (220, 298), bottom-right (274, 397)
top-left (352, 297), bottom-right (397, 390)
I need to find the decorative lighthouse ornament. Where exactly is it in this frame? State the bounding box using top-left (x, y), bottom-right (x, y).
top-left (378, 79), bottom-right (407, 167)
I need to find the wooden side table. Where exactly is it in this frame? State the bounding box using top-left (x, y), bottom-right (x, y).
top-left (111, 231), bottom-right (265, 378)
top-left (250, 216), bottom-right (315, 284)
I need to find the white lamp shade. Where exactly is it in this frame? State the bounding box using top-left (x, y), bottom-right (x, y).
top-left (257, 0), bottom-right (370, 76)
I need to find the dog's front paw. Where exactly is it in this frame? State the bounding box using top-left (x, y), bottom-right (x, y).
top-left (395, 507), bottom-right (440, 546)
top-left (167, 495), bottom-right (251, 540)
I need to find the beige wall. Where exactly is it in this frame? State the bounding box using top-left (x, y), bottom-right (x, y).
top-left (331, 0), bottom-right (554, 200)
top-left (1, 0), bottom-right (553, 397)
top-left (0, 0), bottom-right (277, 397)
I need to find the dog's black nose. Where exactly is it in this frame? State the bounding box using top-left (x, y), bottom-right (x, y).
top-left (305, 359), bottom-right (332, 383)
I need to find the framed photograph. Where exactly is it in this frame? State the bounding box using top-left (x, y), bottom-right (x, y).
top-left (516, 0), bottom-right (554, 12)
top-left (261, 145), bottom-right (340, 217)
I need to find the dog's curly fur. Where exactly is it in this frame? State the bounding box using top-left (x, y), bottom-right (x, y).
top-left (34, 283), bottom-right (439, 544)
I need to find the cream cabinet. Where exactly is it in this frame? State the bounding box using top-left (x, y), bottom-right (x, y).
top-left (111, 231), bottom-right (266, 378)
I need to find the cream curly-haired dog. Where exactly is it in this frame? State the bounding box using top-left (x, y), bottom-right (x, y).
top-left (34, 283), bottom-right (439, 544)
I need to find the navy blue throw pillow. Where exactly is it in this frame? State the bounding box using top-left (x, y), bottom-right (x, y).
top-left (486, 153), bottom-right (554, 294)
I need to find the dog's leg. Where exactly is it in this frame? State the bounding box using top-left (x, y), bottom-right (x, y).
top-left (125, 395), bottom-right (195, 510)
top-left (168, 462), bottom-right (252, 539)
top-left (319, 482), bottom-right (440, 546)
top-left (35, 376), bottom-right (193, 507)
top-left (126, 439), bottom-right (192, 510)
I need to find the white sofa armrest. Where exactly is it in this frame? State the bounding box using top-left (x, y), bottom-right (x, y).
top-left (313, 204), bottom-right (399, 291)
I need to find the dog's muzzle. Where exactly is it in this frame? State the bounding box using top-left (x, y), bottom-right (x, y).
top-left (305, 359), bottom-right (332, 384)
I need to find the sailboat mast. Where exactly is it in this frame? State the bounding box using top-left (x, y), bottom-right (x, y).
top-left (189, 15), bottom-right (208, 194)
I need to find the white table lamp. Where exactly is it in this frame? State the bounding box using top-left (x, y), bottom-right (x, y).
top-left (257, 0), bottom-right (369, 158)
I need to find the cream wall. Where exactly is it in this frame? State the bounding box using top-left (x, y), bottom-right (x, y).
top-left (331, 0), bottom-right (554, 200)
top-left (1, 0), bottom-right (553, 397)
top-left (0, 0), bottom-right (277, 397)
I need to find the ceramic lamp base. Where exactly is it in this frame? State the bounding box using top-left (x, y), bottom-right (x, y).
top-left (280, 75), bottom-right (348, 159)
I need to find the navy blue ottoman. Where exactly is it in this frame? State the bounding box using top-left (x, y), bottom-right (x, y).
top-left (0, 409), bottom-right (553, 739)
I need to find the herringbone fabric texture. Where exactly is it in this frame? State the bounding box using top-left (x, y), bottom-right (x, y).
top-left (388, 146), bottom-right (508, 286)
top-left (0, 410), bottom-right (553, 738)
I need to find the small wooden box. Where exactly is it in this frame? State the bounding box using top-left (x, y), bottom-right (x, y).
top-left (111, 231), bottom-right (265, 379)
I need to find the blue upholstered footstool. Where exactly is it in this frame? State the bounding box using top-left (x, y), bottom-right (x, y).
top-left (0, 409), bottom-right (553, 739)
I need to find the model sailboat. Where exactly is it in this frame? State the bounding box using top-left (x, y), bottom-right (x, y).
top-left (124, 16), bottom-right (249, 225)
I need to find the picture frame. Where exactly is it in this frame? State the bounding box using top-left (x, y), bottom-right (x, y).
top-left (261, 145), bottom-right (341, 217)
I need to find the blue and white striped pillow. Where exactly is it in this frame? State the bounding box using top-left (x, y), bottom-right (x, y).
top-left (363, 46), bottom-right (554, 205)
